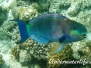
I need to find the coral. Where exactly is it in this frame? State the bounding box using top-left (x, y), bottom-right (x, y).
top-left (12, 38), bottom-right (52, 60)
top-left (49, 0), bottom-right (71, 13)
top-left (0, 54), bottom-right (3, 64)
top-left (11, 36), bottom-right (52, 67)
top-left (37, 0), bottom-right (50, 12)
top-left (47, 43), bottom-right (73, 68)
top-left (17, 6), bottom-right (38, 21)
top-left (0, 0), bottom-right (15, 10)
top-left (71, 41), bottom-right (87, 60)
top-left (31, 3), bottom-right (42, 12)
top-left (72, 51), bottom-right (80, 60)
top-left (67, 2), bottom-right (81, 16)
top-left (11, 45), bottom-right (20, 60)
top-left (0, 30), bottom-right (11, 41)
top-left (19, 50), bottom-right (32, 66)
top-left (78, 43), bottom-right (91, 62)
top-left (30, 0), bottom-right (50, 12)
top-left (0, 0), bottom-right (91, 68)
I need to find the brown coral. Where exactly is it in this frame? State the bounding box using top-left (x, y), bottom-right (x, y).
top-left (47, 43), bottom-right (73, 68)
top-left (0, 54), bottom-right (3, 64)
top-left (17, 7), bottom-right (37, 21)
top-left (11, 44), bottom-right (20, 60)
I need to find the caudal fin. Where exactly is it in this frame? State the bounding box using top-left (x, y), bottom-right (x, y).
top-left (12, 20), bottom-right (30, 44)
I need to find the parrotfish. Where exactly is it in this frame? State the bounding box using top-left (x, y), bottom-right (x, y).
top-left (13, 13), bottom-right (87, 53)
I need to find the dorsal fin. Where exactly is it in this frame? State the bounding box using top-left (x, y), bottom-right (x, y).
top-left (28, 13), bottom-right (66, 25)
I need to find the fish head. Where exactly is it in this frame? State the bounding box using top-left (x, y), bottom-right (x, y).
top-left (67, 20), bottom-right (87, 42)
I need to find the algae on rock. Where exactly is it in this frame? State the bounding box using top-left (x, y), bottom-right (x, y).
top-left (0, 54), bottom-right (3, 64)
top-left (47, 43), bottom-right (73, 68)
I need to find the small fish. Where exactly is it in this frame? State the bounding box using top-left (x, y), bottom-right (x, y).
top-left (12, 13), bottom-right (87, 53)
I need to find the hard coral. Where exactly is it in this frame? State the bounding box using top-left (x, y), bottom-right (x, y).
top-left (11, 44), bottom-right (20, 60)
top-left (78, 43), bottom-right (91, 61)
top-left (0, 54), bottom-right (3, 64)
top-left (11, 37), bottom-right (52, 64)
top-left (17, 7), bottom-right (38, 21)
top-left (67, 2), bottom-right (81, 16)
top-left (47, 43), bottom-right (73, 68)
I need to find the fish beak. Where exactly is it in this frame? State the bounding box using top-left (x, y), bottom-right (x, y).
top-left (82, 34), bottom-right (87, 38)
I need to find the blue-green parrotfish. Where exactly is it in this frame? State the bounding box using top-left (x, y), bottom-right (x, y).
top-left (13, 13), bottom-right (87, 53)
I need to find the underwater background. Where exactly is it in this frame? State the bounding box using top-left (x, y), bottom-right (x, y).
top-left (0, 0), bottom-right (91, 68)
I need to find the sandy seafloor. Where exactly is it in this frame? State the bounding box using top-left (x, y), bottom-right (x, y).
top-left (0, 0), bottom-right (91, 68)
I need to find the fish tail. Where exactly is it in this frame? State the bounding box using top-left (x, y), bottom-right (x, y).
top-left (12, 20), bottom-right (31, 44)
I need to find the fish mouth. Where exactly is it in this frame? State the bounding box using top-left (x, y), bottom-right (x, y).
top-left (81, 33), bottom-right (87, 38)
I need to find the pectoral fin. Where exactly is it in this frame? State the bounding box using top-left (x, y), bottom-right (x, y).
top-left (58, 35), bottom-right (66, 43)
top-left (56, 43), bottom-right (66, 53)
top-left (55, 35), bottom-right (66, 53)
top-left (31, 35), bottom-right (49, 44)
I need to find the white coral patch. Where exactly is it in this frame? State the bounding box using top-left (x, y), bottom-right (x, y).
top-left (87, 33), bottom-right (91, 40)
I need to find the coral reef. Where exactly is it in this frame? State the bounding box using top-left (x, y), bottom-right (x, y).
top-left (0, 0), bottom-right (91, 68)
top-left (47, 44), bottom-right (73, 68)
top-left (11, 38), bottom-right (52, 60)
top-left (0, 0), bottom-right (15, 10)
top-left (49, 0), bottom-right (71, 13)
top-left (67, 2), bottom-right (81, 16)
top-left (0, 54), bottom-right (3, 64)
top-left (31, 0), bottom-right (50, 12)
top-left (17, 7), bottom-right (38, 21)
top-left (77, 42), bottom-right (91, 62)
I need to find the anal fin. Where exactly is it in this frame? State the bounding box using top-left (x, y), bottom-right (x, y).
top-left (31, 35), bottom-right (49, 44)
top-left (56, 43), bottom-right (66, 53)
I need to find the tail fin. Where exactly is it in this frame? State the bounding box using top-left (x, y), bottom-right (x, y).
top-left (12, 20), bottom-right (30, 44)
